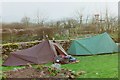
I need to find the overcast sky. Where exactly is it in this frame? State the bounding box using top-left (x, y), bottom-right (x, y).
top-left (1, 2), bottom-right (118, 23)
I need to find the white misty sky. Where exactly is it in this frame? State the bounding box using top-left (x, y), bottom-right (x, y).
top-left (1, 2), bottom-right (118, 23)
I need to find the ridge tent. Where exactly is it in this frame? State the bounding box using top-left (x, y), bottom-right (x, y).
top-left (67, 32), bottom-right (118, 55)
top-left (3, 40), bottom-right (68, 66)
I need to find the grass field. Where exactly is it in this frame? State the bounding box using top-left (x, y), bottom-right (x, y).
top-left (62, 53), bottom-right (118, 78)
top-left (0, 53), bottom-right (118, 78)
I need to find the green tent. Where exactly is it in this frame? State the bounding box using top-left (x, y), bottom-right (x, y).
top-left (67, 32), bottom-right (118, 55)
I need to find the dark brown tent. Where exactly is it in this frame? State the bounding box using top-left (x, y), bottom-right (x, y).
top-left (3, 40), bottom-right (68, 66)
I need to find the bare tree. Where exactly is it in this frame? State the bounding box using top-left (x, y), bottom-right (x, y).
top-left (76, 11), bottom-right (83, 28)
top-left (105, 7), bottom-right (110, 31)
top-left (21, 16), bottom-right (30, 27)
top-left (36, 9), bottom-right (48, 27)
top-left (37, 10), bottom-right (40, 25)
top-left (85, 15), bottom-right (89, 26)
